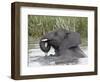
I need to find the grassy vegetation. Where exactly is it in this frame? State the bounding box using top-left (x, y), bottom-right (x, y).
top-left (28, 15), bottom-right (88, 49)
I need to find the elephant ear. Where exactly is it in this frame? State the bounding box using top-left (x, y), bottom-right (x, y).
top-left (59, 32), bottom-right (81, 50)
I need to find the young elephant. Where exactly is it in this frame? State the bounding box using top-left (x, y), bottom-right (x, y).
top-left (39, 29), bottom-right (85, 59)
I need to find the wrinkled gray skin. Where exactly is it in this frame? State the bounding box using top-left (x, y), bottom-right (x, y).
top-left (39, 29), bottom-right (85, 60)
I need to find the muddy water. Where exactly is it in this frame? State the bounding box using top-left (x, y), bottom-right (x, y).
top-left (28, 48), bottom-right (88, 67)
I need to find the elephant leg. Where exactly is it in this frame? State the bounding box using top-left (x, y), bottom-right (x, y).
top-left (53, 49), bottom-right (78, 64)
top-left (70, 46), bottom-right (86, 58)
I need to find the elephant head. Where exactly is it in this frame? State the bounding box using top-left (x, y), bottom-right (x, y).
top-left (39, 29), bottom-right (81, 55)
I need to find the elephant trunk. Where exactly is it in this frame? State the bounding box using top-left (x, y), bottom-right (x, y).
top-left (40, 39), bottom-right (51, 53)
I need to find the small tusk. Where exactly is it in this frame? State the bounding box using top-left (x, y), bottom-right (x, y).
top-left (44, 42), bottom-right (48, 47)
top-left (41, 39), bottom-right (48, 41)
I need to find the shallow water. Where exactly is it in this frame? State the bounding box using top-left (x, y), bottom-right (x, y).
top-left (28, 47), bottom-right (88, 67)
